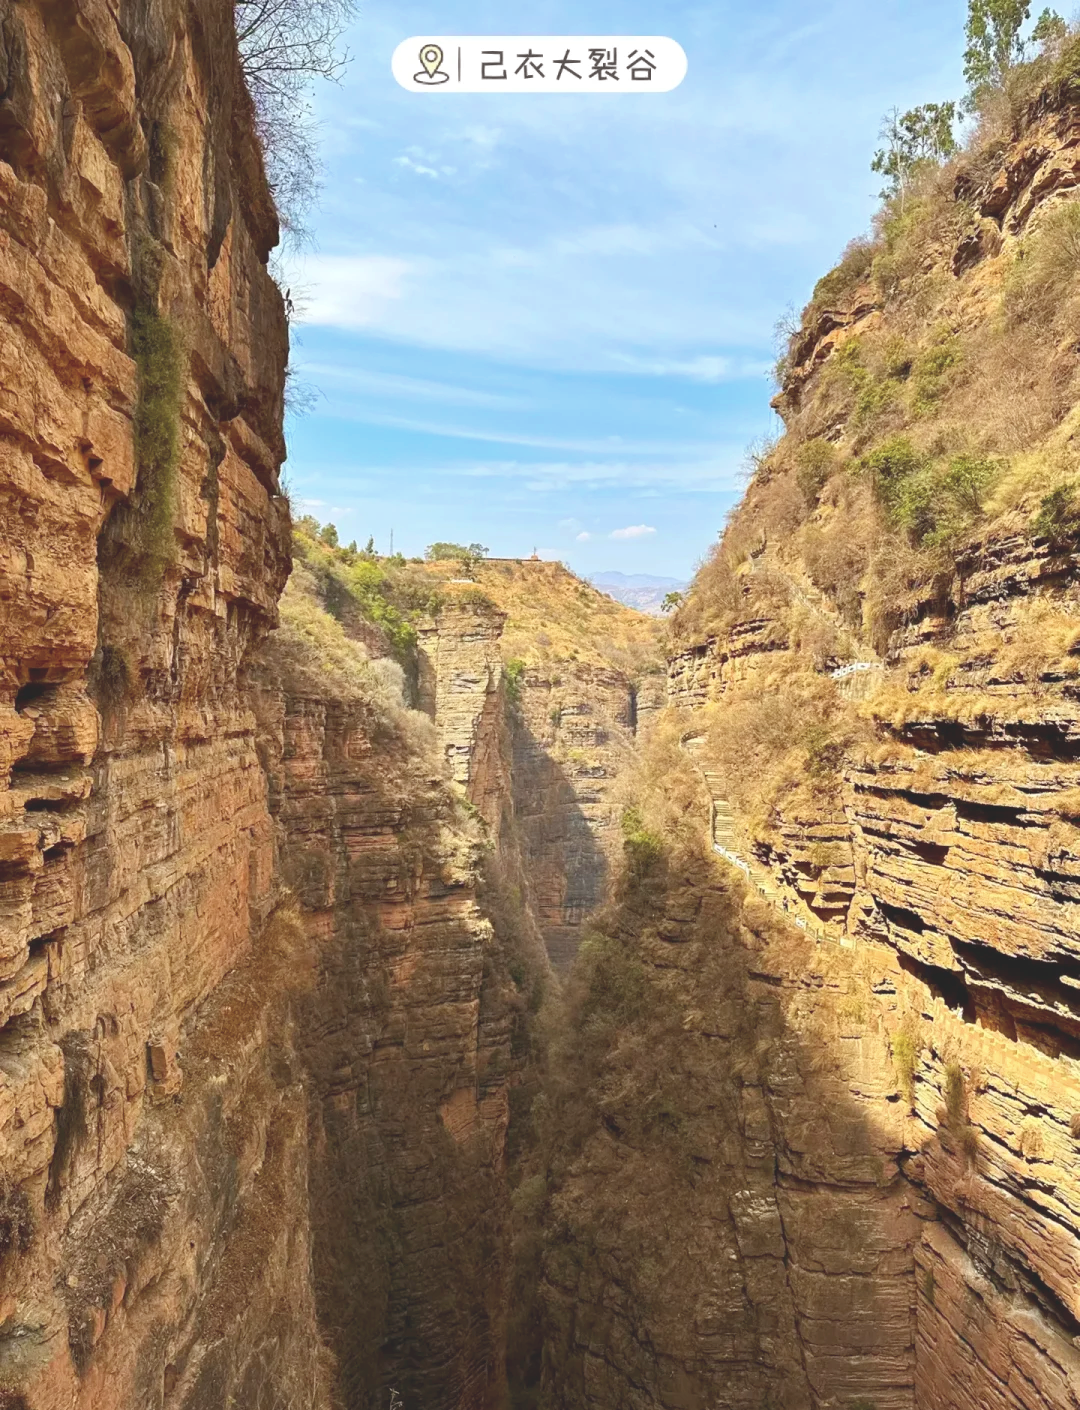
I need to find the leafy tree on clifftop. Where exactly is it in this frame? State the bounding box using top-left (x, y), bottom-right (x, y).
top-left (963, 0), bottom-right (1065, 102)
top-left (872, 104), bottom-right (958, 211)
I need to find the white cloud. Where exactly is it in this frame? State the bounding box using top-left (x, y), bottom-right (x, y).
top-left (297, 362), bottom-right (525, 410)
top-left (575, 530), bottom-right (592, 541)
top-left (609, 353), bottom-right (774, 383)
top-left (301, 255), bottom-right (415, 330)
top-left (610, 525), bottom-right (657, 540)
top-left (394, 154), bottom-right (441, 178)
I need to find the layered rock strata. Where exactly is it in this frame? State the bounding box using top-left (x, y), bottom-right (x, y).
top-left (530, 856), bottom-right (923, 1410)
top-left (252, 662), bottom-right (514, 1410)
top-left (0, 4), bottom-right (523, 1409)
top-left (0, 0), bottom-right (315, 1403)
top-left (665, 81), bottom-right (1080, 1410)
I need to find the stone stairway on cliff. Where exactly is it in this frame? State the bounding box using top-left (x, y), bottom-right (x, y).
top-left (683, 737), bottom-right (842, 945)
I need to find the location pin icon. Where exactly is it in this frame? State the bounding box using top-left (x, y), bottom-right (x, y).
top-left (420, 44), bottom-right (444, 78)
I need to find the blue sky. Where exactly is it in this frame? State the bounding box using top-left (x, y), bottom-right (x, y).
top-left (283, 0), bottom-right (967, 579)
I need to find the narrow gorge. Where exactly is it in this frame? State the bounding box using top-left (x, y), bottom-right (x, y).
top-left (7, 3), bottom-right (1080, 1410)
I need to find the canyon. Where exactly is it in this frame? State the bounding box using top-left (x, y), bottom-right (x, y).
top-left (6, 3), bottom-right (1080, 1410)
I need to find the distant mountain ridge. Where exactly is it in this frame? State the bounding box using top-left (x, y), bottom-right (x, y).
top-left (589, 571), bottom-right (687, 615)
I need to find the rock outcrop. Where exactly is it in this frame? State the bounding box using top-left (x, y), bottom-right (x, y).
top-left (458, 560), bottom-right (665, 971)
top-left (0, 0), bottom-right (315, 1403)
top-left (661, 68), bottom-right (1080, 1410)
top-left (0, 5), bottom-right (531, 1409)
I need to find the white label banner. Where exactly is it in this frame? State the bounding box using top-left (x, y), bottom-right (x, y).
top-left (392, 36), bottom-right (687, 93)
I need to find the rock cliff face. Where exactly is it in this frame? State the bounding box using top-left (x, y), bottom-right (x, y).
top-left (661, 72), bottom-right (1080, 1410)
top-left (457, 560), bottom-right (664, 971)
top-left (0, 5), bottom-right (528, 1409)
top-left (525, 855), bottom-right (922, 1410)
top-left (252, 649), bottom-right (515, 1410)
top-left (0, 0), bottom-right (314, 1404)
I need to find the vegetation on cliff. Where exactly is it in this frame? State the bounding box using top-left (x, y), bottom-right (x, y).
top-left (678, 4), bottom-right (1080, 655)
top-left (669, 0), bottom-right (1080, 853)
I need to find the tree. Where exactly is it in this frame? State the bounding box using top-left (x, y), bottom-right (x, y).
top-left (872, 103), bottom-right (958, 210)
top-left (425, 542), bottom-right (471, 562)
top-left (963, 1), bottom-right (1064, 100)
top-left (319, 522), bottom-right (338, 547)
top-left (661, 591), bottom-right (684, 614)
top-left (235, 0), bottom-right (357, 241)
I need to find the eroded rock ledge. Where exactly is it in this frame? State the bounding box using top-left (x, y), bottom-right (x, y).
top-left (0, 4), bottom-right (524, 1407)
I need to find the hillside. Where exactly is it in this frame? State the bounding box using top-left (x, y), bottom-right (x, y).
top-left (287, 532), bottom-right (665, 971)
top-left (660, 24), bottom-right (1080, 1409)
top-left (428, 556), bottom-right (664, 672)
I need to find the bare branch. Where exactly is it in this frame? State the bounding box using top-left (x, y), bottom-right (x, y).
top-left (234, 0), bottom-right (356, 244)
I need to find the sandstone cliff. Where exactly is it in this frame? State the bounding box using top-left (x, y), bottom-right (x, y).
top-left (0, 0), bottom-right (314, 1403)
top-left (438, 559), bottom-right (664, 972)
top-left (0, 5), bottom-right (542, 1408)
top-left (661, 52), bottom-right (1080, 1410)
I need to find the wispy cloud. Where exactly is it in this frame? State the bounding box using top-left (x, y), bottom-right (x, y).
top-left (298, 362), bottom-right (526, 409)
top-left (610, 524), bottom-right (657, 540)
top-left (609, 353), bottom-right (774, 382)
top-left (394, 154), bottom-right (441, 178)
top-left (302, 255), bottom-right (415, 329)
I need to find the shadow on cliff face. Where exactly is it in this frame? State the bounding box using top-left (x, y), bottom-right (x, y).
top-left (255, 681), bottom-right (518, 1410)
top-left (509, 841), bottom-right (923, 1410)
top-left (509, 716), bottom-right (611, 976)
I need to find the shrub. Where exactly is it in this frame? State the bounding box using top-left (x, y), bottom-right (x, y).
top-left (809, 237), bottom-right (877, 310)
top-left (860, 437), bottom-right (925, 510)
top-left (795, 439), bottom-right (838, 501)
top-left (802, 723), bottom-right (845, 780)
top-left (892, 1029), bottom-right (919, 1107)
top-left (1004, 199), bottom-right (1080, 326)
top-left (862, 441), bottom-right (1000, 546)
top-left (1033, 481), bottom-right (1080, 541)
top-left (854, 375), bottom-right (903, 433)
top-left (620, 806), bottom-right (665, 878)
top-left (504, 658), bottom-right (526, 706)
top-left (943, 453), bottom-right (1000, 515)
top-left (944, 1062), bottom-right (966, 1127)
top-left (132, 308), bottom-right (183, 579)
top-left (911, 335), bottom-right (963, 415)
top-left (892, 465), bottom-right (941, 543)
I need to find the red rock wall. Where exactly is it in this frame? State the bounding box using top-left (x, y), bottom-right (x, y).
top-left (0, 1), bottom-right (322, 1404)
top-left (665, 91), bottom-right (1080, 1410)
top-left (252, 676), bottom-right (514, 1410)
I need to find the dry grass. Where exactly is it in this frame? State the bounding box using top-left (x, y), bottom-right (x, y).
top-left (613, 709), bottom-right (712, 848)
top-left (699, 670), bottom-right (867, 843)
top-left (459, 559), bottom-right (663, 673)
top-left (269, 564), bottom-right (440, 767)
